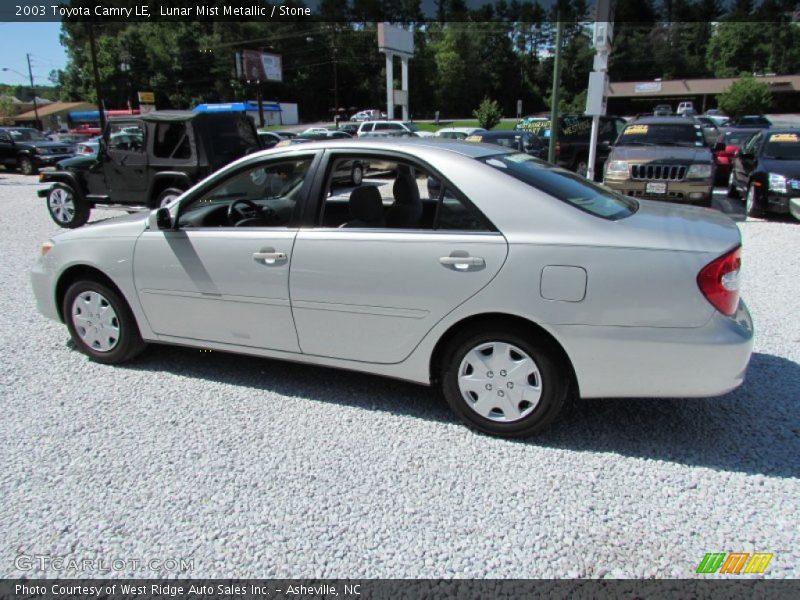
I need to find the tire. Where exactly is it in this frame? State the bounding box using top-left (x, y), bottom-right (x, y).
top-left (351, 164), bottom-right (364, 186)
top-left (155, 187), bottom-right (184, 209)
top-left (19, 155), bottom-right (37, 176)
top-left (63, 280), bottom-right (146, 365)
top-left (745, 182), bottom-right (765, 219)
top-left (573, 156), bottom-right (589, 178)
top-left (726, 171), bottom-right (739, 198)
top-left (47, 183), bottom-right (89, 228)
top-left (440, 326), bottom-right (569, 438)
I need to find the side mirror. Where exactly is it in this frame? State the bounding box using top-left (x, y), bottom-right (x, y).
top-left (147, 208), bottom-right (173, 230)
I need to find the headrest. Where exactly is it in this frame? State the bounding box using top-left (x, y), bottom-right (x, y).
top-left (392, 173), bottom-right (420, 206)
top-left (349, 186), bottom-right (384, 224)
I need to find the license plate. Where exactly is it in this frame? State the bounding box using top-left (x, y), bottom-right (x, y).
top-left (646, 182), bottom-right (667, 194)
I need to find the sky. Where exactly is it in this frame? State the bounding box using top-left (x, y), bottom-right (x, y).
top-left (0, 22), bottom-right (68, 86)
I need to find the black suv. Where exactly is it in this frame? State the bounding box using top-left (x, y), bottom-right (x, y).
top-left (39, 111), bottom-right (260, 228)
top-left (0, 127), bottom-right (74, 175)
top-left (514, 114), bottom-right (627, 178)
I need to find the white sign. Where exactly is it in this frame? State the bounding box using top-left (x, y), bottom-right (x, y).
top-left (378, 23), bottom-right (414, 56)
top-left (634, 82), bottom-right (662, 93)
top-left (393, 89), bottom-right (408, 105)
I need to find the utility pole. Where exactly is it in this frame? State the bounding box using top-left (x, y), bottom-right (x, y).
top-left (586, 0), bottom-right (614, 181)
top-left (547, 16), bottom-right (564, 164)
top-left (88, 23), bottom-right (107, 135)
top-left (26, 53), bottom-right (40, 130)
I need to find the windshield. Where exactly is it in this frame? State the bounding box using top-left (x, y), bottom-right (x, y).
top-left (763, 133), bottom-right (800, 160)
top-left (480, 153), bottom-right (637, 220)
top-left (9, 128), bottom-right (47, 141)
top-left (723, 131), bottom-right (756, 146)
top-left (402, 122), bottom-right (419, 132)
top-left (617, 123), bottom-right (703, 147)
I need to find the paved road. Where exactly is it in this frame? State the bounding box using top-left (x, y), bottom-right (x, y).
top-left (1, 172), bottom-right (798, 579)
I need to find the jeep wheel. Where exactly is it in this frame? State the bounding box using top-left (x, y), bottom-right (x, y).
top-left (19, 155), bottom-right (37, 176)
top-left (155, 187), bottom-right (184, 208)
top-left (47, 184), bottom-right (89, 228)
top-left (351, 164), bottom-right (364, 186)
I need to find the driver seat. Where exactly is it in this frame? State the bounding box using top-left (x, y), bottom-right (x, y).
top-left (386, 172), bottom-right (422, 228)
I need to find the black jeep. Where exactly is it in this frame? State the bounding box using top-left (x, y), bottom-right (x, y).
top-left (39, 110), bottom-right (260, 228)
top-left (0, 127), bottom-right (74, 175)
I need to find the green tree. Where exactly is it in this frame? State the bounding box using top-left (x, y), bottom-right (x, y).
top-left (473, 97), bottom-right (502, 130)
top-left (0, 96), bottom-right (15, 125)
top-left (717, 75), bottom-right (772, 117)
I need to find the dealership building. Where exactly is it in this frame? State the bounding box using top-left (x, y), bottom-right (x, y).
top-left (606, 74), bottom-right (800, 115)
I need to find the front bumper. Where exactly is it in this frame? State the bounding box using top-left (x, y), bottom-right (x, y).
top-left (33, 154), bottom-right (73, 167)
top-left (604, 177), bottom-right (713, 203)
top-left (764, 192), bottom-right (796, 214)
top-left (553, 300), bottom-right (754, 399)
top-left (30, 257), bottom-right (60, 322)
top-left (790, 197), bottom-right (800, 221)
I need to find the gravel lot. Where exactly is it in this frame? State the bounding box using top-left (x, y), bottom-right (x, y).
top-left (1, 171), bottom-right (798, 579)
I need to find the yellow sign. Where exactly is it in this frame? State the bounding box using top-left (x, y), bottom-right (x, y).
top-left (274, 140), bottom-right (293, 148)
top-left (769, 133), bottom-right (798, 142)
top-left (625, 124), bottom-right (649, 134)
top-left (137, 91), bottom-right (155, 104)
top-left (465, 135), bottom-right (483, 142)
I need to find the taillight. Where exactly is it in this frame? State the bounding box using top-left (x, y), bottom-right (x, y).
top-left (697, 246), bottom-right (741, 316)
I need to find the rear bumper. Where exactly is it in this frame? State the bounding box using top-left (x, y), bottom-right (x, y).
top-left (552, 300), bottom-right (754, 399)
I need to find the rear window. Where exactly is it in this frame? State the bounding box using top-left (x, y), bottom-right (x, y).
top-left (724, 131), bottom-right (756, 146)
top-left (479, 153), bottom-right (637, 220)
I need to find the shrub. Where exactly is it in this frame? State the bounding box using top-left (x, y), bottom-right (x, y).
top-left (472, 97), bottom-right (502, 130)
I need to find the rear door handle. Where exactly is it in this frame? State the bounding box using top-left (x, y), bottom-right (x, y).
top-left (253, 251), bottom-right (287, 265)
top-left (439, 255), bottom-right (485, 270)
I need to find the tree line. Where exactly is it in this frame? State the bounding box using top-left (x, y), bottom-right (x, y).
top-left (50, 0), bottom-right (800, 120)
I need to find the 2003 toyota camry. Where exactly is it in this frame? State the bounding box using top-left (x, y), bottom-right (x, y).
top-left (31, 139), bottom-right (754, 437)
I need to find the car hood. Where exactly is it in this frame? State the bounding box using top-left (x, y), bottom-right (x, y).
top-left (58, 155), bottom-right (96, 169)
top-left (760, 158), bottom-right (800, 179)
top-left (612, 199), bottom-right (741, 254)
top-left (611, 145), bottom-right (712, 163)
top-left (25, 140), bottom-right (72, 150)
top-left (55, 211), bottom-right (148, 241)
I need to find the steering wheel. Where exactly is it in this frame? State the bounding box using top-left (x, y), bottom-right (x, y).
top-left (227, 198), bottom-right (277, 227)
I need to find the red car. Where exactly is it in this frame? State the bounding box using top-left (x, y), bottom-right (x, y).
top-left (713, 129), bottom-right (758, 185)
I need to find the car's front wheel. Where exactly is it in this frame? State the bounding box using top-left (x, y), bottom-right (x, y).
top-left (727, 171), bottom-right (740, 198)
top-left (47, 183), bottom-right (89, 228)
top-left (440, 327), bottom-right (569, 437)
top-left (63, 280), bottom-right (146, 364)
top-left (19, 155), bottom-right (37, 175)
top-left (745, 182), bottom-right (765, 219)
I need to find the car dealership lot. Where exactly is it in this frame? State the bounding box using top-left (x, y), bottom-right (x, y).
top-left (1, 172), bottom-right (798, 578)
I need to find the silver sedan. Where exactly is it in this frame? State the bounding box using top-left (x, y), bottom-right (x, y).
top-left (31, 139), bottom-right (754, 437)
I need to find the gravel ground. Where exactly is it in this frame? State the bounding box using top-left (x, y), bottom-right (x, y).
top-left (0, 171), bottom-right (798, 579)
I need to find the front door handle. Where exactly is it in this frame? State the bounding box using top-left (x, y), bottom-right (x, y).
top-left (253, 251), bottom-right (287, 265)
top-left (439, 254), bottom-right (485, 271)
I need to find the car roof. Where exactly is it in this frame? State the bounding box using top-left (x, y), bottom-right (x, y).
top-left (478, 131), bottom-right (525, 138)
top-left (255, 137), bottom-right (509, 159)
top-left (764, 128), bottom-right (800, 135)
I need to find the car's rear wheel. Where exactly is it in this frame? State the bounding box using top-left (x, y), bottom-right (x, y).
top-left (745, 182), bottom-right (765, 219)
top-left (19, 155), bottom-right (36, 175)
top-left (47, 183), bottom-right (89, 228)
top-left (63, 280), bottom-right (146, 364)
top-left (351, 164), bottom-right (363, 186)
top-left (155, 187), bottom-right (184, 208)
top-left (727, 171), bottom-right (739, 198)
top-left (440, 327), bottom-right (568, 437)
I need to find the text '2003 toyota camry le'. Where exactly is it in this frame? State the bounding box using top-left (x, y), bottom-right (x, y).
top-left (31, 139), bottom-right (754, 438)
